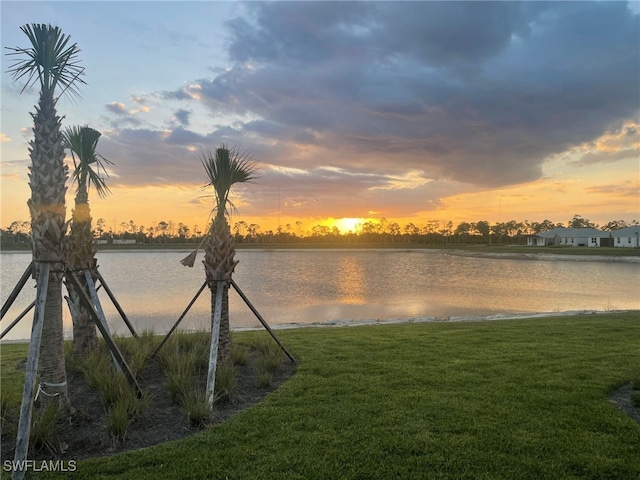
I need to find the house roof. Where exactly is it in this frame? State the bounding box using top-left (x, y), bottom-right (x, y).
top-left (536, 227), bottom-right (609, 238)
top-left (611, 226), bottom-right (640, 237)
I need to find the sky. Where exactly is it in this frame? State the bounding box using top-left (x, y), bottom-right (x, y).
top-left (1, 1), bottom-right (639, 235)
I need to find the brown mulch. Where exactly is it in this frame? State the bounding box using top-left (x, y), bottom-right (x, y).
top-left (1, 351), bottom-right (296, 462)
top-left (609, 384), bottom-right (640, 425)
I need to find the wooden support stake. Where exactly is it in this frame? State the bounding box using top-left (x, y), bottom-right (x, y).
top-left (96, 270), bottom-right (138, 338)
top-left (150, 280), bottom-right (208, 360)
top-left (65, 271), bottom-right (142, 398)
top-left (206, 281), bottom-right (225, 409)
top-left (0, 277), bottom-right (104, 341)
top-left (230, 279), bottom-right (296, 363)
top-left (1, 262), bottom-right (33, 320)
top-left (0, 300), bottom-right (35, 340)
top-left (12, 262), bottom-right (49, 480)
top-left (83, 270), bottom-right (121, 373)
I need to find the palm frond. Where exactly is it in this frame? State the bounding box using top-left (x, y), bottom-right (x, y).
top-left (63, 125), bottom-right (113, 198)
top-left (180, 250), bottom-right (199, 268)
top-left (5, 23), bottom-right (86, 98)
top-left (201, 144), bottom-right (258, 218)
top-left (179, 234), bottom-right (209, 267)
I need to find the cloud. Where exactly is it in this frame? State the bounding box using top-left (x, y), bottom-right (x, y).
top-left (81, 2), bottom-right (639, 221)
top-left (95, 126), bottom-right (219, 188)
top-left (131, 96), bottom-right (149, 107)
top-left (106, 102), bottom-right (127, 115)
top-left (225, 164), bottom-right (470, 219)
top-left (96, 121), bottom-right (471, 219)
top-left (594, 123), bottom-right (640, 152)
top-left (584, 180), bottom-right (640, 197)
top-left (574, 148), bottom-right (640, 166)
top-left (164, 126), bottom-right (208, 145)
top-left (560, 122), bottom-right (640, 166)
top-left (161, 89), bottom-right (195, 101)
top-left (197, 1), bottom-right (638, 188)
top-left (172, 109), bottom-right (191, 127)
top-left (0, 133), bottom-right (11, 142)
top-left (104, 101), bottom-right (146, 127)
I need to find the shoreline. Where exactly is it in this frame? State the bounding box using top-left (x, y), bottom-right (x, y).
top-left (3, 309), bottom-right (637, 344)
top-left (445, 250), bottom-right (640, 263)
top-left (254, 308), bottom-right (640, 330)
top-left (2, 243), bottom-right (639, 259)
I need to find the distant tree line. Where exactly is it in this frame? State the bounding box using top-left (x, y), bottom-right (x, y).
top-left (2, 214), bottom-right (637, 247)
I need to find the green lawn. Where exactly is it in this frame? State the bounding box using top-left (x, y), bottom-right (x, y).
top-left (3, 312), bottom-right (640, 479)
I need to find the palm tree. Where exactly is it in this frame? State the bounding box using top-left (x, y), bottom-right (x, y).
top-left (188, 145), bottom-right (257, 366)
top-left (6, 24), bottom-right (85, 407)
top-left (63, 125), bottom-right (112, 354)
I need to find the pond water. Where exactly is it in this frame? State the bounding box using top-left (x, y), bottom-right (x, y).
top-left (1, 249), bottom-right (639, 341)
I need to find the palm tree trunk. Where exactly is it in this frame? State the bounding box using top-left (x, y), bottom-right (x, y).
top-left (38, 272), bottom-right (68, 405)
top-left (66, 186), bottom-right (98, 354)
top-left (66, 272), bottom-right (97, 354)
top-left (28, 90), bottom-right (69, 408)
top-left (204, 216), bottom-right (236, 366)
top-left (210, 282), bottom-right (231, 364)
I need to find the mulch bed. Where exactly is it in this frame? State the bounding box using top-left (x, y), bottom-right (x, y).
top-left (1, 352), bottom-right (296, 462)
top-left (609, 384), bottom-right (640, 425)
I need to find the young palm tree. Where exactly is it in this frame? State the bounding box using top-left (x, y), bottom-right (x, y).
top-left (197, 145), bottom-right (257, 366)
top-left (63, 125), bottom-right (112, 354)
top-left (6, 24), bottom-right (85, 407)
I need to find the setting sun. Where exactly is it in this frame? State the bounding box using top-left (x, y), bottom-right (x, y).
top-left (321, 217), bottom-right (368, 234)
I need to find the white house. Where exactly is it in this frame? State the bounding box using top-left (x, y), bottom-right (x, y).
top-left (527, 228), bottom-right (610, 247)
top-left (525, 235), bottom-right (547, 246)
top-left (96, 239), bottom-right (137, 245)
top-left (611, 226), bottom-right (640, 248)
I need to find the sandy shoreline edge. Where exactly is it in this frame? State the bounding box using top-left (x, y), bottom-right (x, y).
top-left (446, 251), bottom-right (640, 262)
top-left (3, 310), bottom-right (637, 344)
top-left (257, 309), bottom-right (640, 331)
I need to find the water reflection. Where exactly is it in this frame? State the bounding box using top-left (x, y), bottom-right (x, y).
top-left (1, 249), bottom-right (639, 341)
top-left (336, 256), bottom-right (365, 305)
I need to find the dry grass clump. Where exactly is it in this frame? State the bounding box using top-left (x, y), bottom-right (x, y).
top-left (246, 333), bottom-right (285, 388)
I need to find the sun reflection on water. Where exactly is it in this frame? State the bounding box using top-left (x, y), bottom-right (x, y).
top-left (336, 256), bottom-right (366, 305)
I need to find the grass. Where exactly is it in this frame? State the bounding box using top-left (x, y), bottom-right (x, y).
top-left (163, 351), bottom-right (196, 404)
top-left (248, 333), bottom-right (285, 371)
top-left (69, 342), bottom-right (150, 446)
top-left (244, 332), bottom-right (285, 387)
top-left (28, 403), bottom-right (62, 456)
top-left (106, 400), bottom-right (131, 446)
top-left (213, 363), bottom-right (237, 403)
top-left (2, 312), bottom-right (639, 479)
top-left (113, 329), bottom-right (159, 378)
top-left (1, 344), bottom-right (30, 435)
top-left (181, 389), bottom-right (212, 427)
top-left (157, 330), bottom-right (240, 406)
top-left (24, 313), bottom-right (640, 478)
top-left (230, 342), bottom-right (248, 366)
top-left (0, 343), bottom-right (29, 394)
top-left (252, 348), bottom-right (283, 388)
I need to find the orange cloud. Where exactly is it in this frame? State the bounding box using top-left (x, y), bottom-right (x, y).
top-left (594, 122), bottom-right (639, 152)
top-left (107, 101), bottom-right (127, 114)
top-left (584, 180), bottom-right (640, 197)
